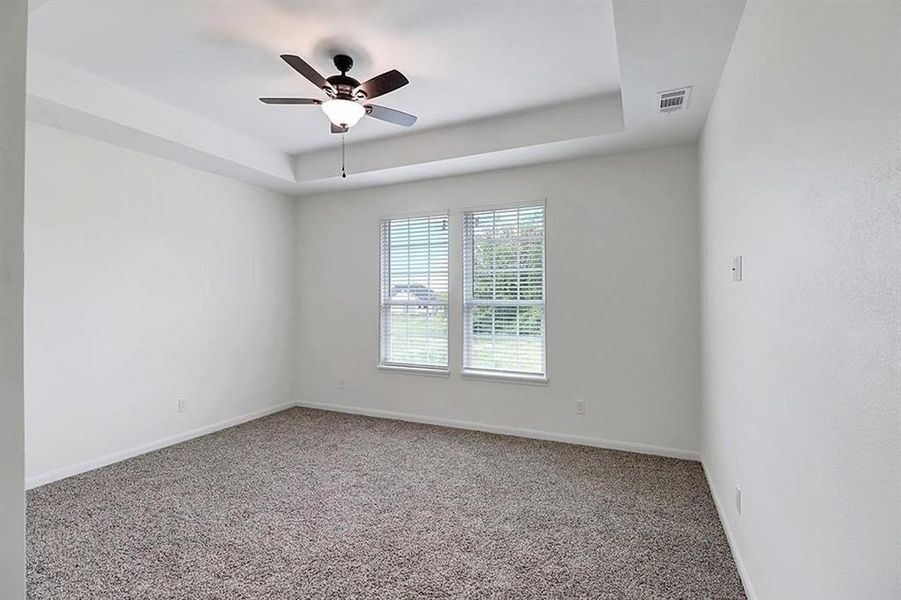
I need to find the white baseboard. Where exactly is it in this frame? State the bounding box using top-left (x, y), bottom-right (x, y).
top-left (294, 400), bottom-right (700, 461)
top-left (26, 399), bottom-right (701, 490)
top-left (701, 459), bottom-right (757, 600)
top-left (25, 402), bottom-right (296, 489)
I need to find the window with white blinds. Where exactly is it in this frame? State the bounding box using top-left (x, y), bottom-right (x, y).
top-left (379, 214), bottom-right (449, 370)
top-left (463, 204), bottom-right (546, 377)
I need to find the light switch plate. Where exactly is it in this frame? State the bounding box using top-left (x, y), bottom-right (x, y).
top-left (732, 256), bottom-right (743, 281)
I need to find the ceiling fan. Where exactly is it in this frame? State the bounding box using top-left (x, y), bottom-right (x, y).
top-left (260, 54), bottom-right (416, 133)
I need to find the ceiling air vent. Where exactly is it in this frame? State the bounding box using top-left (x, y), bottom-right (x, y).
top-left (658, 87), bottom-right (692, 113)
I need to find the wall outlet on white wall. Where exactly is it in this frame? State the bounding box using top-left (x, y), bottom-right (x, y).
top-left (178, 397), bottom-right (189, 413)
top-left (338, 378), bottom-right (346, 390)
top-left (574, 399), bottom-right (585, 415)
top-left (735, 484), bottom-right (742, 515)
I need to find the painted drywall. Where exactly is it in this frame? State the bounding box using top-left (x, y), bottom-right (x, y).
top-left (0, 2), bottom-right (28, 597)
top-left (24, 122), bottom-right (297, 486)
top-left (700, 1), bottom-right (901, 598)
top-left (295, 146), bottom-right (702, 457)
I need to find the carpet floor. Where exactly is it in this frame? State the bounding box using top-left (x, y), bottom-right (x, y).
top-left (27, 408), bottom-right (745, 599)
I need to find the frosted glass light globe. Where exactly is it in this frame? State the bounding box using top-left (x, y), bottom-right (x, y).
top-left (321, 99), bottom-right (365, 128)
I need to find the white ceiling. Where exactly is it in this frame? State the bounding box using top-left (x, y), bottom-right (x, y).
top-left (28, 0), bottom-right (621, 155)
top-left (25, 0), bottom-right (747, 195)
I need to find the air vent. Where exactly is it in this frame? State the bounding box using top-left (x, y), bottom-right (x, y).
top-left (658, 87), bottom-right (692, 113)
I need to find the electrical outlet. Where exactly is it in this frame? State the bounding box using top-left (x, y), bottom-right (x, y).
top-left (732, 256), bottom-right (743, 281)
top-left (338, 378), bottom-right (346, 390)
top-left (735, 485), bottom-right (742, 515)
top-left (574, 399), bottom-right (585, 415)
top-left (178, 398), bottom-right (188, 413)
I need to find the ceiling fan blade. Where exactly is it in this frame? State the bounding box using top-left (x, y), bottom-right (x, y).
top-left (331, 123), bottom-right (348, 134)
top-left (259, 97), bottom-right (321, 105)
top-left (365, 104), bottom-right (417, 127)
top-left (280, 54), bottom-right (333, 93)
top-left (356, 69), bottom-right (409, 100)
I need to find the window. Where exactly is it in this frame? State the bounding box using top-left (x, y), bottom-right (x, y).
top-left (379, 214), bottom-right (449, 371)
top-left (463, 203), bottom-right (546, 378)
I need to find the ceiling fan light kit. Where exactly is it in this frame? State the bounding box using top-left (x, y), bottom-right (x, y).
top-left (321, 99), bottom-right (366, 128)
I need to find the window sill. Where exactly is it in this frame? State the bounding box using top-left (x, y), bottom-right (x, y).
top-left (378, 364), bottom-right (450, 378)
top-left (461, 369), bottom-right (548, 386)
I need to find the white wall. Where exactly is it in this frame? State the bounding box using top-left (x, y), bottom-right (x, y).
top-left (0, 2), bottom-right (28, 598)
top-left (24, 122), bottom-right (297, 486)
top-left (700, 1), bottom-right (901, 598)
top-left (295, 146), bottom-right (702, 457)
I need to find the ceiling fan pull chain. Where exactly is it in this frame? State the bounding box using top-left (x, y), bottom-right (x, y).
top-left (341, 132), bottom-right (347, 179)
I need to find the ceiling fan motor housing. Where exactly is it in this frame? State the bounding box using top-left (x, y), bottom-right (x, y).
top-left (327, 55), bottom-right (364, 99)
top-left (326, 74), bottom-right (362, 98)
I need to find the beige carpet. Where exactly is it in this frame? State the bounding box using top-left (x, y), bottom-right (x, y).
top-left (27, 407), bottom-right (745, 599)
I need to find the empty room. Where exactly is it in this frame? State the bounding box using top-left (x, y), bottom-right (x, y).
top-left (1, 0), bottom-right (898, 598)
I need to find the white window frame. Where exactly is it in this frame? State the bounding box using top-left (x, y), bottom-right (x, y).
top-left (461, 200), bottom-right (547, 383)
top-left (378, 211), bottom-right (450, 375)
